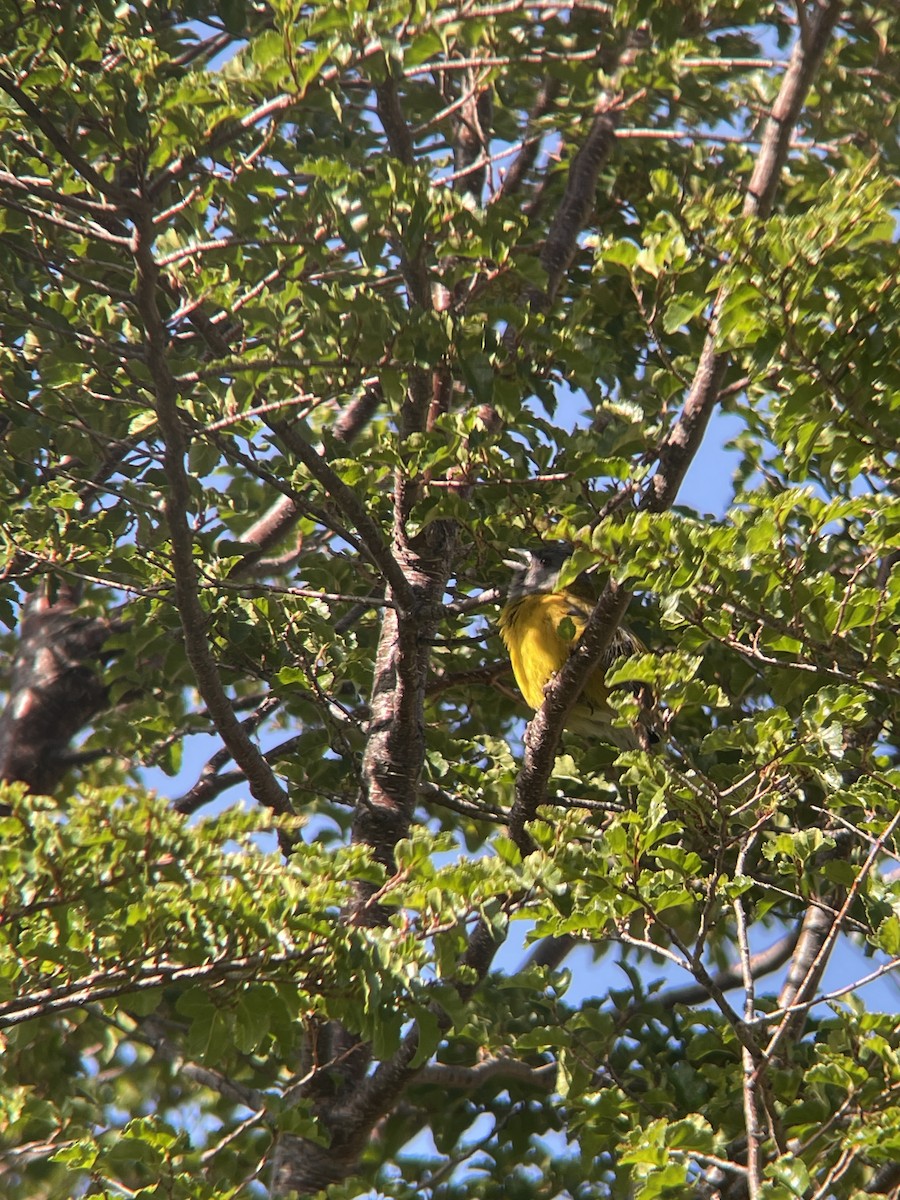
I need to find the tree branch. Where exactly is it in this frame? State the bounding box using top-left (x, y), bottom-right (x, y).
top-left (540, 106), bottom-right (618, 303)
top-left (507, 578), bottom-right (631, 855)
top-left (496, 76), bottom-right (561, 199)
top-left (138, 1014), bottom-right (266, 1112)
top-left (0, 70), bottom-right (132, 203)
top-left (0, 946), bottom-right (316, 1030)
top-left (172, 698), bottom-right (288, 815)
top-left (224, 385), bottom-right (383, 577)
top-left (375, 73), bottom-right (431, 309)
top-left (645, 0), bottom-right (843, 513)
top-left (765, 803), bottom-right (900, 1064)
top-left (418, 1057), bottom-right (556, 1091)
top-left (651, 929), bottom-right (800, 1012)
top-left (0, 591), bottom-right (111, 794)
top-left (132, 209), bottom-right (292, 819)
top-left (268, 418), bottom-right (414, 610)
top-left (337, 905), bottom-right (508, 1142)
top-left (0, 168), bottom-right (130, 231)
top-left (452, 70), bottom-right (493, 204)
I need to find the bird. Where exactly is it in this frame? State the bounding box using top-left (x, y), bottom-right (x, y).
top-left (498, 542), bottom-right (656, 750)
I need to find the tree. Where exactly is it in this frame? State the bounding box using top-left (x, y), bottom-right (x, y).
top-left (1, 0), bottom-right (899, 1196)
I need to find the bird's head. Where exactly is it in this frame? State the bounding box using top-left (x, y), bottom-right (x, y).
top-left (503, 542), bottom-right (575, 602)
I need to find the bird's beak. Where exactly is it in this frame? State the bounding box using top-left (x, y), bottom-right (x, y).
top-left (502, 548), bottom-right (531, 572)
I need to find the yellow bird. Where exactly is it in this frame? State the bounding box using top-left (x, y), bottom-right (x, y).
top-left (499, 543), bottom-right (656, 750)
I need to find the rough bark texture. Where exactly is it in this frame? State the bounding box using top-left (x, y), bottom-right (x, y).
top-left (0, 591), bottom-right (110, 794)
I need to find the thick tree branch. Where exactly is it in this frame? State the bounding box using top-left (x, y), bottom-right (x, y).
top-left (452, 72), bottom-right (493, 204)
top-left (319, 905), bottom-right (507, 1164)
top-left (270, 66), bottom-right (462, 1182)
top-left (332, 382), bottom-right (384, 445)
top-left (275, 421), bottom-right (461, 1193)
top-left (418, 1057), bottom-right (556, 1092)
top-left (521, 934), bottom-right (575, 971)
top-left (540, 107), bottom-right (618, 303)
top-left (350, 533), bottom-right (455, 884)
top-left (540, 30), bottom-right (647, 302)
top-left (744, 0), bottom-right (843, 220)
top-left (374, 74), bottom-right (415, 166)
top-left (0, 590), bottom-right (112, 794)
top-left (499, 45), bottom-right (851, 1124)
top-left (770, 903), bottom-right (836, 1043)
top-left (509, 1), bottom-right (845, 854)
top-left (227, 495), bottom-right (302, 571)
top-left (866, 1163), bottom-right (900, 1196)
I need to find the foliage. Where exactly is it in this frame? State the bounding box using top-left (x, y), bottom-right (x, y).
top-left (1, 1), bottom-right (899, 1197)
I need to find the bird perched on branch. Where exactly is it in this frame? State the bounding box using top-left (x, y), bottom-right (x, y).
top-left (499, 542), bottom-right (657, 750)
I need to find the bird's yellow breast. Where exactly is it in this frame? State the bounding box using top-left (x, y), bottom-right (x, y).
top-left (499, 591), bottom-right (607, 712)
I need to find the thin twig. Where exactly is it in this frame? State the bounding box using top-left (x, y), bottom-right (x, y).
top-left (268, 418), bottom-right (414, 609)
top-left (735, 832), bottom-right (763, 1199)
